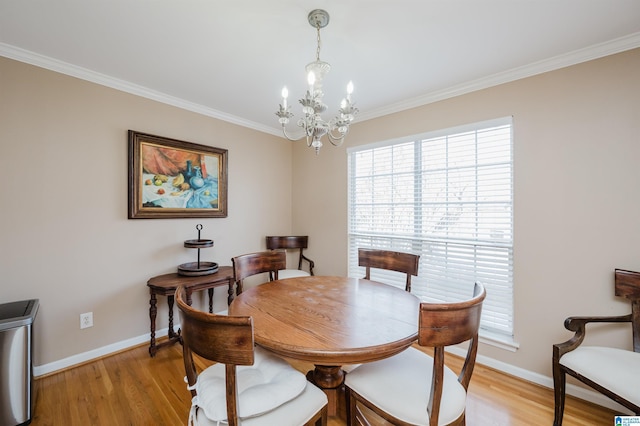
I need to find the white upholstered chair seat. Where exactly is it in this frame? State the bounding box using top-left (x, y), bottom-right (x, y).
top-left (345, 347), bottom-right (467, 426)
top-left (276, 269), bottom-right (310, 279)
top-left (191, 381), bottom-right (327, 426)
top-left (559, 346), bottom-right (640, 406)
top-left (189, 346), bottom-right (327, 425)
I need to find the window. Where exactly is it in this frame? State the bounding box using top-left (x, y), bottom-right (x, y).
top-left (347, 117), bottom-right (514, 346)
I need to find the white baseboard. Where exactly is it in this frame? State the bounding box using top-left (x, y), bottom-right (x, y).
top-left (34, 329), bottom-right (632, 415)
top-left (33, 326), bottom-right (175, 377)
top-left (446, 346), bottom-right (633, 415)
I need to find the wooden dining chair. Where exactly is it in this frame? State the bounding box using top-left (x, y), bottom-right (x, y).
top-left (232, 250), bottom-right (286, 295)
top-left (176, 285), bottom-right (328, 426)
top-left (345, 282), bottom-right (486, 426)
top-left (343, 248), bottom-right (422, 374)
top-left (552, 269), bottom-right (640, 425)
top-left (266, 235), bottom-right (315, 277)
top-left (358, 248), bottom-right (420, 292)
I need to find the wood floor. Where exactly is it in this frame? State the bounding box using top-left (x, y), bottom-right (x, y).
top-left (31, 340), bottom-right (618, 425)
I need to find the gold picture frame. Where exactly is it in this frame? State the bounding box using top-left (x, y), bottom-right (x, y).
top-left (128, 130), bottom-right (228, 219)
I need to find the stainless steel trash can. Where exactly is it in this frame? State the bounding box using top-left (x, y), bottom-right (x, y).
top-left (0, 299), bottom-right (39, 426)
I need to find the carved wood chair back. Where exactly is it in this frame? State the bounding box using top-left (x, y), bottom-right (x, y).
top-left (419, 282), bottom-right (486, 393)
top-left (232, 250), bottom-right (286, 295)
top-left (176, 285), bottom-right (254, 426)
top-left (552, 269), bottom-right (640, 425)
top-left (266, 236), bottom-right (315, 276)
top-left (176, 285), bottom-right (328, 426)
top-left (358, 248), bottom-right (420, 292)
top-left (615, 269), bottom-right (640, 351)
top-left (345, 282), bottom-right (486, 426)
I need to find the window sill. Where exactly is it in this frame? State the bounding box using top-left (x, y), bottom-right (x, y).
top-left (479, 329), bottom-right (519, 352)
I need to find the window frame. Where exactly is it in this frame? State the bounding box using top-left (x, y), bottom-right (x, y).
top-left (347, 117), bottom-right (517, 349)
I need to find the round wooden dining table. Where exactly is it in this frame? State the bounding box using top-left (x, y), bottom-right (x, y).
top-left (228, 275), bottom-right (420, 416)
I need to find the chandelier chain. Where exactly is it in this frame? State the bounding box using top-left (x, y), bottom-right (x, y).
top-left (315, 25), bottom-right (322, 61)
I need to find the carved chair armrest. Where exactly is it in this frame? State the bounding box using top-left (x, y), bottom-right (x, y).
top-left (301, 253), bottom-right (315, 276)
top-left (554, 313), bottom-right (633, 358)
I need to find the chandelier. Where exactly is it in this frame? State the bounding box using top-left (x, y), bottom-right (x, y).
top-left (275, 9), bottom-right (358, 155)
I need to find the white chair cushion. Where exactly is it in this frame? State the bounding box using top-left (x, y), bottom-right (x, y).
top-left (560, 346), bottom-right (640, 406)
top-left (194, 346), bottom-right (308, 422)
top-left (345, 347), bottom-right (467, 426)
top-left (277, 269), bottom-right (310, 279)
top-left (191, 379), bottom-right (327, 426)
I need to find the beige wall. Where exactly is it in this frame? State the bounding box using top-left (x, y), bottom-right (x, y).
top-left (293, 48), bottom-right (640, 380)
top-left (2, 47), bottom-right (639, 390)
top-left (0, 56), bottom-right (292, 366)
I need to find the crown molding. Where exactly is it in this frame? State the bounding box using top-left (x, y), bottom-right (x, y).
top-left (357, 32), bottom-right (640, 123)
top-left (2, 32), bottom-right (639, 134)
top-left (0, 42), bottom-right (280, 136)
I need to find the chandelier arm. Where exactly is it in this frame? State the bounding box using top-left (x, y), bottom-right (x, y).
top-left (281, 125), bottom-right (307, 142)
top-left (326, 127), bottom-right (349, 146)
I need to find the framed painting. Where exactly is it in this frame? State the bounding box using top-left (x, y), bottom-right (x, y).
top-left (128, 130), bottom-right (228, 219)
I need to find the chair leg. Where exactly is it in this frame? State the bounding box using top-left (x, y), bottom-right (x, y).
top-left (348, 393), bottom-right (373, 426)
top-left (346, 387), bottom-right (354, 426)
top-left (553, 364), bottom-right (566, 426)
top-left (306, 405), bottom-right (328, 426)
top-left (354, 406), bottom-right (372, 426)
top-left (346, 387), bottom-right (372, 426)
top-left (318, 405), bottom-right (328, 426)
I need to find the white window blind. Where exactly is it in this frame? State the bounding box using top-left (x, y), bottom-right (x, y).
top-left (347, 117), bottom-right (514, 340)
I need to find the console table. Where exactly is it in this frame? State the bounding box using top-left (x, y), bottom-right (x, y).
top-left (146, 265), bottom-right (234, 357)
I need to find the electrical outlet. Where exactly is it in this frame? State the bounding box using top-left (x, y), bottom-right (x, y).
top-left (80, 312), bottom-right (93, 329)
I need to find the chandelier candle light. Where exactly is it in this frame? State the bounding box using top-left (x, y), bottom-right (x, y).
top-left (276, 9), bottom-right (358, 155)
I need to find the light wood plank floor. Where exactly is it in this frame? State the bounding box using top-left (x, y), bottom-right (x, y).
top-left (32, 340), bottom-right (618, 425)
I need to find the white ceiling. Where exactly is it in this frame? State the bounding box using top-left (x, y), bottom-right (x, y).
top-left (1, 1), bottom-right (639, 137)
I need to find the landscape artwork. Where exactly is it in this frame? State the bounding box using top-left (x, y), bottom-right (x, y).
top-left (128, 131), bottom-right (228, 219)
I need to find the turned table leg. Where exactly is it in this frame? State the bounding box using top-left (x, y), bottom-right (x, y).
top-left (149, 291), bottom-right (158, 357)
top-left (227, 280), bottom-right (235, 305)
top-left (307, 365), bottom-right (345, 417)
top-left (167, 294), bottom-right (177, 339)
